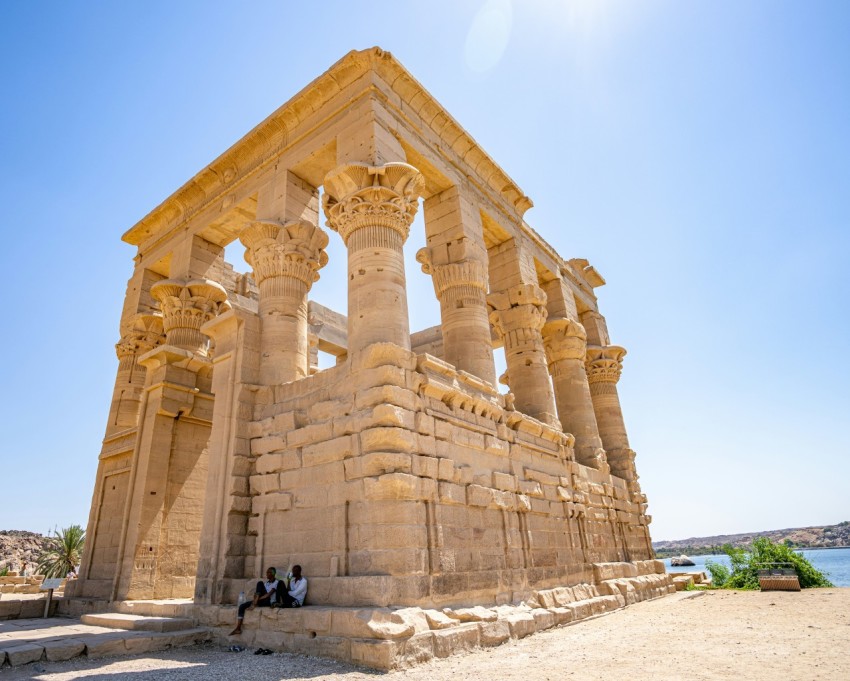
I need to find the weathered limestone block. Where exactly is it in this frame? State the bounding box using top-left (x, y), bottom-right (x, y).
top-left (42, 638), bottom-right (87, 662)
top-left (3, 643), bottom-right (44, 666)
top-left (331, 608), bottom-right (416, 640)
top-left (503, 611), bottom-right (536, 639)
top-left (350, 639), bottom-right (399, 670)
top-left (432, 622), bottom-right (481, 658)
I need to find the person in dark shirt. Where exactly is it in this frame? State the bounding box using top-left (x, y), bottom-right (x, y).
top-left (229, 567), bottom-right (279, 635)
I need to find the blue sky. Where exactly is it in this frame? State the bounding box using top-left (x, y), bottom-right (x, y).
top-left (1, 1), bottom-right (847, 541)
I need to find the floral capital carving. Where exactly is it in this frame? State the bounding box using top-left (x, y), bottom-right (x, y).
top-left (240, 219), bottom-right (329, 290)
top-left (416, 248), bottom-right (488, 297)
top-left (487, 283), bottom-right (548, 339)
top-left (322, 162), bottom-right (424, 244)
top-left (150, 279), bottom-right (231, 354)
top-left (116, 314), bottom-right (165, 360)
top-left (585, 345), bottom-right (627, 384)
top-left (542, 318), bottom-right (587, 364)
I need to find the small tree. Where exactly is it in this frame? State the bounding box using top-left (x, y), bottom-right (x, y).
top-left (36, 525), bottom-right (85, 578)
top-left (706, 537), bottom-right (832, 589)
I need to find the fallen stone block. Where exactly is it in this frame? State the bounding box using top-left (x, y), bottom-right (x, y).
top-left (400, 631), bottom-right (435, 666)
top-left (531, 608), bottom-right (556, 630)
top-left (350, 638), bottom-right (398, 670)
top-left (432, 623), bottom-right (480, 658)
top-left (444, 605), bottom-right (497, 622)
top-left (478, 619), bottom-right (511, 646)
top-left (504, 612), bottom-right (536, 639)
top-left (567, 601), bottom-right (592, 621)
top-left (548, 606), bottom-right (575, 625)
top-left (331, 608), bottom-right (415, 640)
top-left (424, 609), bottom-right (457, 630)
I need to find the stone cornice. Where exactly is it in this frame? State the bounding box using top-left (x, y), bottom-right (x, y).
top-left (123, 47), bottom-right (532, 248)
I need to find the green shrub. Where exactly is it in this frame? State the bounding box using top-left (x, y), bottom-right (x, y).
top-left (715, 537), bottom-right (832, 589)
top-left (705, 559), bottom-right (731, 587)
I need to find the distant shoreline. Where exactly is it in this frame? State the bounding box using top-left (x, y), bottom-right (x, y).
top-left (656, 545), bottom-right (850, 558)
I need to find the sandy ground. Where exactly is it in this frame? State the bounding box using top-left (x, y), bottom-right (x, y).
top-left (2, 589), bottom-right (848, 680)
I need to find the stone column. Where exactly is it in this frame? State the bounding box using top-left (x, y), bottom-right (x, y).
top-left (239, 219), bottom-right (329, 385)
top-left (415, 250), bottom-right (496, 385)
top-left (114, 278), bottom-right (230, 600)
top-left (107, 314), bottom-right (164, 433)
top-left (323, 162), bottom-right (424, 356)
top-left (150, 278), bottom-right (230, 355)
top-left (488, 284), bottom-right (560, 428)
top-left (585, 345), bottom-right (636, 481)
top-left (542, 318), bottom-right (608, 471)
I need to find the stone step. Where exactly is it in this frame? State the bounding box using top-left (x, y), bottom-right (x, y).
top-left (0, 624), bottom-right (210, 667)
top-left (114, 598), bottom-right (195, 618)
top-left (80, 613), bottom-right (195, 632)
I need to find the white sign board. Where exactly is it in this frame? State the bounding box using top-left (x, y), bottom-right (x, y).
top-left (40, 578), bottom-right (64, 590)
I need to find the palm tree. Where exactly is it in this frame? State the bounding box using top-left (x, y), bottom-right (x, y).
top-left (36, 525), bottom-right (85, 578)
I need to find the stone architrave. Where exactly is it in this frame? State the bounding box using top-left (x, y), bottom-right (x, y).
top-left (239, 219), bottom-right (329, 384)
top-left (150, 278), bottom-right (231, 355)
top-left (542, 317), bottom-right (608, 472)
top-left (323, 162), bottom-right (424, 356)
top-left (488, 284), bottom-right (560, 428)
top-left (416, 250), bottom-right (495, 385)
top-left (108, 313), bottom-right (164, 432)
top-left (585, 345), bottom-right (637, 481)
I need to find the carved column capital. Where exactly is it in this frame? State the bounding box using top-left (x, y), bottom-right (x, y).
top-left (585, 345), bottom-right (627, 385)
top-left (150, 279), bottom-right (230, 355)
top-left (240, 219), bottom-right (329, 291)
top-left (416, 249), bottom-right (488, 297)
top-left (542, 318), bottom-right (587, 365)
top-left (322, 162), bottom-right (424, 245)
top-left (116, 314), bottom-right (164, 360)
top-left (487, 283), bottom-right (548, 338)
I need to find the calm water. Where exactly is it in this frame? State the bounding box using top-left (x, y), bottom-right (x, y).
top-left (663, 547), bottom-right (850, 587)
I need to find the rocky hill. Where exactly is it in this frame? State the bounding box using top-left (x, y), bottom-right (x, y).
top-left (0, 530), bottom-right (49, 573)
top-left (653, 521), bottom-right (850, 557)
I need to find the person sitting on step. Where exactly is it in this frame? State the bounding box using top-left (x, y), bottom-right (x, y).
top-left (276, 565), bottom-right (308, 608)
top-left (229, 567), bottom-right (279, 635)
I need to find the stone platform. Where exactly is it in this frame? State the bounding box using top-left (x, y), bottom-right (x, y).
top-left (5, 562), bottom-right (672, 670)
top-left (202, 561), bottom-right (673, 670)
top-left (0, 613), bottom-right (208, 668)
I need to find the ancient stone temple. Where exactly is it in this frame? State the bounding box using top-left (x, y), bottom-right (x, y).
top-left (72, 48), bottom-right (672, 668)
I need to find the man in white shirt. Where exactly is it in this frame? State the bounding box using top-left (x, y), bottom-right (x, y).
top-left (276, 564), bottom-right (308, 608)
top-left (230, 567), bottom-right (279, 635)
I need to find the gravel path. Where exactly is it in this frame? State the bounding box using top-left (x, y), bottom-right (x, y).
top-left (2, 589), bottom-right (848, 680)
